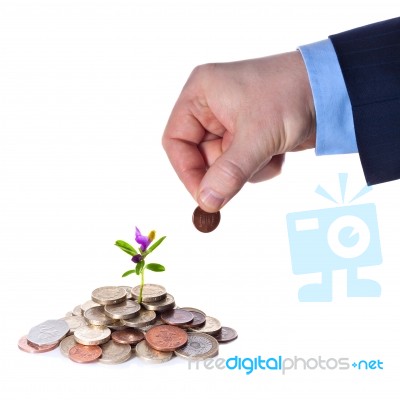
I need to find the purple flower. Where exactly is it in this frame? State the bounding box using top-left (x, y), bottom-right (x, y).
top-left (131, 254), bottom-right (143, 263)
top-left (135, 227), bottom-right (151, 251)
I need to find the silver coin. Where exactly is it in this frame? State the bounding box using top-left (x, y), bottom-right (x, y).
top-left (59, 335), bottom-right (78, 357)
top-left (72, 305), bottom-right (83, 316)
top-left (141, 293), bottom-right (175, 312)
top-left (180, 307), bottom-right (206, 317)
top-left (138, 316), bottom-right (164, 332)
top-left (74, 325), bottom-right (111, 345)
top-left (27, 319), bottom-right (70, 347)
top-left (188, 316), bottom-right (222, 336)
top-left (135, 340), bottom-right (173, 363)
top-left (84, 306), bottom-right (116, 326)
top-left (160, 309), bottom-right (194, 326)
top-left (174, 332), bottom-right (219, 360)
top-left (107, 320), bottom-right (126, 331)
top-left (18, 335), bottom-right (59, 353)
top-left (182, 311), bottom-right (207, 328)
top-left (118, 286), bottom-right (133, 300)
top-left (99, 341), bottom-right (132, 364)
top-left (61, 315), bottom-right (88, 333)
top-left (131, 284), bottom-right (167, 303)
top-left (122, 309), bottom-right (157, 328)
top-left (92, 286), bottom-right (127, 305)
top-left (80, 300), bottom-right (100, 313)
top-left (215, 326), bottom-right (238, 343)
top-left (104, 300), bottom-right (141, 320)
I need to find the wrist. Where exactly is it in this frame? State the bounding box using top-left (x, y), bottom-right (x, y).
top-left (298, 40), bottom-right (357, 155)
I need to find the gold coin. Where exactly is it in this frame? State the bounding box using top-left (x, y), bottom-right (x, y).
top-left (74, 325), bottom-right (111, 345)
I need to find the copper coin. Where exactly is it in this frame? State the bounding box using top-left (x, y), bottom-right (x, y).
top-left (112, 328), bottom-right (144, 345)
top-left (18, 336), bottom-right (59, 354)
top-left (160, 309), bottom-right (194, 326)
top-left (214, 326), bottom-right (238, 343)
top-left (68, 344), bottom-right (102, 363)
top-left (192, 206), bottom-right (221, 233)
top-left (183, 311), bottom-right (206, 328)
top-left (145, 325), bottom-right (188, 351)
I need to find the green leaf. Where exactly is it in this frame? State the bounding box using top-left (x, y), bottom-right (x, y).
top-left (147, 236), bottom-right (166, 254)
top-left (145, 263), bottom-right (166, 272)
top-left (135, 260), bottom-right (144, 275)
top-left (122, 269), bottom-right (136, 277)
top-left (115, 240), bottom-right (138, 256)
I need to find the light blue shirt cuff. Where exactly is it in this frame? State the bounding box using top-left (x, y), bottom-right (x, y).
top-left (298, 39), bottom-right (358, 155)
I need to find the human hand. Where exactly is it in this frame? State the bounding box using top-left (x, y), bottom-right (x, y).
top-left (162, 51), bottom-right (316, 212)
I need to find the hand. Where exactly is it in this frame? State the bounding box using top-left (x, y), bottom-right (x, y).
top-left (162, 51), bottom-right (316, 212)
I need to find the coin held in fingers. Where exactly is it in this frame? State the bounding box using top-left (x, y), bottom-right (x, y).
top-left (192, 206), bottom-right (221, 233)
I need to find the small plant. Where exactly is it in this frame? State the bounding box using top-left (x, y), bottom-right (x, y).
top-left (115, 227), bottom-right (166, 303)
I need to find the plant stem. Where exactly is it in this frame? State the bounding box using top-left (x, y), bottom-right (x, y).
top-left (138, 268), bottom-right (145, 303)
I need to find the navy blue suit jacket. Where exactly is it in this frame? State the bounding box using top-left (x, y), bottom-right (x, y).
top-left (329, 17), bottom-right (400, 185)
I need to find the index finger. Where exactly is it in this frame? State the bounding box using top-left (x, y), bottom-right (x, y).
top-left (162, 94), bottom-right (226, 200)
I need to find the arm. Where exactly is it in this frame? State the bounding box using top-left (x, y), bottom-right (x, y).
top-left (329, 17), bottom-right (400, 185)
top-left (162, 17), bottom-right (400, 212)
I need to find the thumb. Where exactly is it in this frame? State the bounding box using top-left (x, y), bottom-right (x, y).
top-left (196, 139), bottom-right (271, 212)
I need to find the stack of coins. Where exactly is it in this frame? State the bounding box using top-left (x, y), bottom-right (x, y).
top-left (19, 284), bottom-right (238, 365)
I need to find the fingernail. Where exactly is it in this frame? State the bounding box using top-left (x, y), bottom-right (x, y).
top-left (199, 188), bottom-right (224, 211)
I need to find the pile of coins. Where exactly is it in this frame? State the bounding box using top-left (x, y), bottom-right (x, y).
top-left (18, 284), bottom-right (237, 364)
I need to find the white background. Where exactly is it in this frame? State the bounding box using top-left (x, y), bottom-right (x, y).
top-left (1, 1), bottom-right (399, 399)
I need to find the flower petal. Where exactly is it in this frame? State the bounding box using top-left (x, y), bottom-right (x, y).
top-left (132, 254), bottom-right (143, 263)
top-left (135, 226), bottom-right (151, 251)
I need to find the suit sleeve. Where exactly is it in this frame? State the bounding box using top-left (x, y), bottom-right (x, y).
top-left (329, 17), bottom-right (400, 185)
